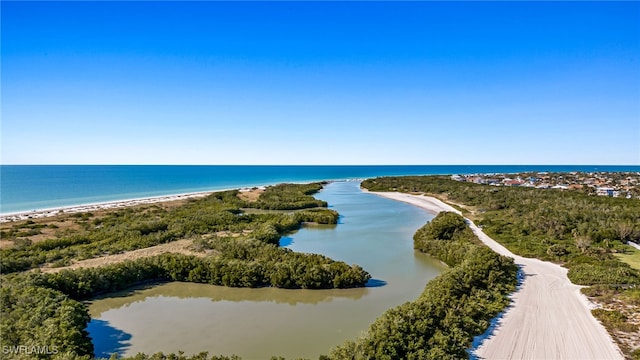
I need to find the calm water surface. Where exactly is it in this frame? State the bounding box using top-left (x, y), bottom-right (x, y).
top-left (5, 164), bottom-right (632, 214)
top-left (87, 181), bottom-right (445, 359)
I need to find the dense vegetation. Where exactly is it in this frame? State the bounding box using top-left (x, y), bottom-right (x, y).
top-left (362, 175), bottom-right (640, 357)
top-left (1, 251), bottom-right (367, 359)
top-left (0, 278), bottom-right (93, 359)
top-left (327, 212), bottom-right (518, 359)
top-left (6, 249), bottom-right (367, 303)
top-left (0, 184), bottom-right (336, 273)
top-left (8, 175), bottom-right (633, 359)
top-left (362, 176), bottom-right (640, 286)
top-left (246, 183), bottom-right (329, 210)
top-left (413, 212), bottom-right (478, 266)
top-left (0, 183), bottom-right (369, 360)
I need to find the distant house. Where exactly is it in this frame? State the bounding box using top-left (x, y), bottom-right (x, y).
top-left (504, 179), bottom-right (524, 186)
top-left (468, 176), bottom-right (485, 184)
top-left (596, 187), bottom-right (615, 196)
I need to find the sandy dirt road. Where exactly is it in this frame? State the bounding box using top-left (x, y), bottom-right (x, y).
top-left (371, 191), bottom-right (622, 360)
top-left (39, 239), bottom-right (206, 273)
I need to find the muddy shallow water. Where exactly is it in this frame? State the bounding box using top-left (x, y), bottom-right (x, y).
top-left (87, 181), bottom-right (444, 359)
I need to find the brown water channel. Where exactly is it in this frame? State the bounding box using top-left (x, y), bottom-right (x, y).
top-left (87, 181), bottom-right (445, 359)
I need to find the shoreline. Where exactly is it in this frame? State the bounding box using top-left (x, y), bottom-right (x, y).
top-left (0, 178), bottom-right (366, 223)
top-left (0, 187), bottom-right (264, 223)
top-left (2, 183), bottom-right (626, 358)
top-left (369, 191), bottom-right (623, 360)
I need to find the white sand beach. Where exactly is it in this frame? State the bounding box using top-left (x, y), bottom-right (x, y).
top-left (370, 191), bottom-right (623, 360)
top-left (0, 192), bottom-right (210, 223)
top-left (3, 185), bottom-right (625, 358)
top-left (0, 187), bottom-right (266, 223)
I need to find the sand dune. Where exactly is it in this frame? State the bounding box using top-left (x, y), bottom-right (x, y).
top-left (370, 191), bottom-right (622, 360)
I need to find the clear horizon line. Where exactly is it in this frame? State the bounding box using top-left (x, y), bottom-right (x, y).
top-left (2, 163), bottom-right (639, 167)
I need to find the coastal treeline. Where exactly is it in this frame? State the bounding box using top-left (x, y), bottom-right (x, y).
top-left (362, 175), bottom-right (640, 357)
top-left (14, 249), bottom-right (368, 302)
top-left (0, 183), bottom-right (370, 360)
top-left (362, 176), bottom-right (640, 285)
top-left (246, 183), bottom-right (329, 210)
top-left (0, 184), bottom-right (336, 273)
top-left (327, 211), bottom-right (518, 359)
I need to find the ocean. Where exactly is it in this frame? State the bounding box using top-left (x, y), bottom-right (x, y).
top-left (1, 165), bottom-right (638, 214)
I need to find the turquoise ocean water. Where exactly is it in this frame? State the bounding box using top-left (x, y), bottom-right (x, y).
top-left (1, 165), bottom-right (638, 214)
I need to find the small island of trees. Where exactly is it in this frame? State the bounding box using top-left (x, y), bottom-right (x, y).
top-left (3, 175), bottom-right (637, 359)
top-left (0, 183), bottom-right (369, 360)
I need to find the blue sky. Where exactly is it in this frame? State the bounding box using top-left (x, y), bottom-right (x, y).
top-left (2, 1), bottom-right (639, 165)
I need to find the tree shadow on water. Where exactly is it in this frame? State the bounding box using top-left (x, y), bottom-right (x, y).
top-left (366, 279), bottom-right (387, 288)
top-left (279, 236), bottom-right (294, 247)
top-left (87, 319), bottom-right (132, 358)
